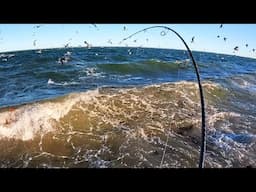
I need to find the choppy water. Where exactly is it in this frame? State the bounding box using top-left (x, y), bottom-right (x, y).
top-left (0, 47), bottom-right (255, 168)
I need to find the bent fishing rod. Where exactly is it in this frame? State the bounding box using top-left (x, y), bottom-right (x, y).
top-left (120, 26), bottom-right (206, 168)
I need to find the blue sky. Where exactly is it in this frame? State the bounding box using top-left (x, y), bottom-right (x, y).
top-left (0, 24), bottom-right (256, 58)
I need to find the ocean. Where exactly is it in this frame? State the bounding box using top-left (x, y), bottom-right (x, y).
top-left (0, 47), bottom-right (255, 168)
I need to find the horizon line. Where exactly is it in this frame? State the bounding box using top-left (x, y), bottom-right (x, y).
top-left (1, 45), bottom-right (256, 60)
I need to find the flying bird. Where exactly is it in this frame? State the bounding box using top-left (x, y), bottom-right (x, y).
top-left (234, 46), bottom-right (239, 51)
top-left (191, 36), bottom-right (195, 43)
top-left (107, 39), bottom-right (113, 44)
top-left (220, 24), bottom-right (223, 28)
top-left (84, 41), bottom-right (91, 48)
top-left (34, 24), bottom-right (43, 29)
top-left (217, 35), bottom-right (220, 38)
top-left (224, 37), bottom-right (227, 42)
top-left (92, 24), bottom-right (99, 30)
top-left (58, 56), bottom-right (69, 65)
top-left (246, 44), bottom-right (248, 48)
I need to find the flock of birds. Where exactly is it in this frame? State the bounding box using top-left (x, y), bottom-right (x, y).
top-left (191, 24), bottom-right (255, 53)
top-left (28, 24), bottom-right (256, 57)
top-left (25, 24), bottom-right (130, 64)
top-left (0, 24), bottom-right (256, 63)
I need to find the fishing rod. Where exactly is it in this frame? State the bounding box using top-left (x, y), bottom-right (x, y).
top-left (120, 26), bottom-right (206, 168)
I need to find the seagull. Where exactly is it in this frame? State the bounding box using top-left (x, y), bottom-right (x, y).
top-left (58, 56), bottom-right (69, 65)
top-left (253, 48), bottom-right (255, 52)
top-left (84, 41), bottom-right (91, 48)
top-left (92, 24), bottom-right (99, 30)
top-left (234, 46), bottom-right (239, 51)
top-left (84, 41), bottom-right (89, 46)
top-left (220, 24), bottom-right (223, 28)
top-left (191, 36), bottom-right (195, 43)
top-left (107, 39), bottom-right (113, 44)
top-left (64, 43), bottom-right (69, 48)
top-left (217, 35), bottom-right (220, 38)
top-left (34, 24), bottom-right (43, 29)
top-left (224, 37), bottom-right (227, 42)
top-left (246, 44), bottom-right (248, 48)
top-left (123, 26), bottom-right (127, 31)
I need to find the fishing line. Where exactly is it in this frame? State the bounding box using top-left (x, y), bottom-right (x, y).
top-left (160, 36), bottom-right (181, 168)
top-left (120, 25), bottom-right (206, 168)
top-left (160, 130), bottom-right (169, 168)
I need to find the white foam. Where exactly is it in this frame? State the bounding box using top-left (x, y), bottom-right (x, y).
top-left (207, 111), bottom-right (241, 132)
top-left (230, 76), bottom-right (256, 93)
top-left (0, 81), bottom-right (225, 141)
top-left (47, 78), bottom-right (79, 86)
top-left (65, 51), bottom-right (72, 56)
top-left (0, 89), bottom-right (100, 141)
top-left (0, 53), bottom-right (15, 58)
top-left (36, 50), bottom-right (42, 54)
top-left (47, 78), bottom-right (55, 84)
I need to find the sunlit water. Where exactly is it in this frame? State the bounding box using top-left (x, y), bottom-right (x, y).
top-left (0, 47), bottom-right (255, 168)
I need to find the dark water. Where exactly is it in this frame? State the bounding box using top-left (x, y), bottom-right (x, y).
top-left (0, 47), bottom-right (255, 168)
